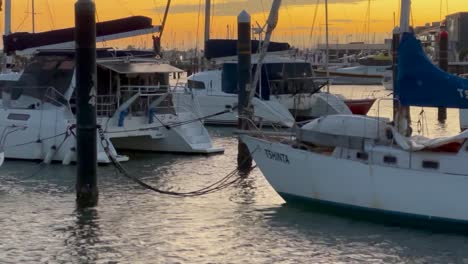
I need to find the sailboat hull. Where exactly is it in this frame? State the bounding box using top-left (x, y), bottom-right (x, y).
top-left (242, 135), bottom-right (468, 227)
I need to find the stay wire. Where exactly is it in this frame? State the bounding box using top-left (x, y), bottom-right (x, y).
top-left (104, 108), bottom-right (232, 135)
top-left (5, 131), bottom-right (68, 150)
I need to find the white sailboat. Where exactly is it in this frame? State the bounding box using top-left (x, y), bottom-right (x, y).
top-left (177, 56), bottom-right (351, 126)
top-left (178, 0), bottom-right (352, 126)
top-left (241, 0), bottom-right (468, 227)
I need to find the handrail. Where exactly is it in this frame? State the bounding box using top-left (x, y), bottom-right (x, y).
top-left (2, 86), bottom-right (70, 108)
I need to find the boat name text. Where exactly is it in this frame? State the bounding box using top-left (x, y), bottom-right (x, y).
top-left (457, 89), bottom-right (468, 99)
top-left (265, 149), bottom-right (290, 164)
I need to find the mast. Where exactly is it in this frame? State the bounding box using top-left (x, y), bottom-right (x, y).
top-left (325, 0), bottom-right (330, 90)
top-left (32, 0), bottom-right (35, 33)
top-left (204, 0), bottom-right (211, 52)
top-left (248, 0), bottom-right (282, 105)
top-left (159, 0), bottom-right (172, 39)
top-left (395, 0), bottom-right (412, 136)
top-left (4, 0), bottom-right (11, 36)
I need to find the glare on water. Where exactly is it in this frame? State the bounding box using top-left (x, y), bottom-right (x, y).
top-left (1, 85), bottom-right (468, 264)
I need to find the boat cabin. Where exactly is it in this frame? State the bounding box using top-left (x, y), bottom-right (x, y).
top-left (0, 52), bottom-right (75, 109)
top-left (0, 50), bottom-right (185, 120)
top-left (187, 58), bottom-right (327, 100)
top-left (94, 57), bottom-right (184, 118)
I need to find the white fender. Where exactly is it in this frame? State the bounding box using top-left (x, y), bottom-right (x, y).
top-left (62, 147), bottom-right (76, 165)
top-left (43, 145), bottom-right (57, 164)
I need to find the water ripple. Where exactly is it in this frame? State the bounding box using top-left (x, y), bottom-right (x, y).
top-left (1, 86), bottom-right (468, 263)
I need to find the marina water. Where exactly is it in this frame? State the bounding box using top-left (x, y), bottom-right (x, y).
top-left (1, 85), bottom-right (468, 263)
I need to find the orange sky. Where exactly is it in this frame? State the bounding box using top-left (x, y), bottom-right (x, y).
top-left (1, 0), bottom-right (468, 50)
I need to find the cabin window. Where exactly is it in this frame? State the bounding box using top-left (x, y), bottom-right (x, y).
top-left (187, 80), bottom-right (206, 90)
top-left (356, 152), bottom-right (368, 160)
top-left (7, 113), bottom-right (30, 121)
top-left (383, 155), bottom-right (397, 164)
top-left (422, 161), bottom-right (439, 169)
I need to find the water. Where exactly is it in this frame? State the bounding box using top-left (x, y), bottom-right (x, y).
top-left (1, 86), bottom-right (468, 263)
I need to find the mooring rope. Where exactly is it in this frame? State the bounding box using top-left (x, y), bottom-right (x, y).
top-left (98, 126), bottom-right (258, 197)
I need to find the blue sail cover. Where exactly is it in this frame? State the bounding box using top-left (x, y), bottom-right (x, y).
top-left (396, 32), bottom-right (468, 108)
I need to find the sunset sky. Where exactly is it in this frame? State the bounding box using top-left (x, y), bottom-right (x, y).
top-left (1, 0), bottom-right (468, 50)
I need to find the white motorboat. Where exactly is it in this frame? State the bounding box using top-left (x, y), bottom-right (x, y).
top-left (0, 50), bottom-right (223, 164)
top-left (317, 54), bottom-right (392, 85)
top-left (174, 56), bottom-right (352, 126)
top-left (241, 1), bottom-right (468, 227)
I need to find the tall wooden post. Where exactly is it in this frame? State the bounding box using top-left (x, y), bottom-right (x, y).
top-left (438, 28), bottom-right (449, 122)
top-left (237, 10), bottom-right (253, 172)
top-left (75, 0), bottom-right (98, 208)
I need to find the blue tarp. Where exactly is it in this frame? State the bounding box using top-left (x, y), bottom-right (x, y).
top-left (396, 32), bottom-right (468, 108)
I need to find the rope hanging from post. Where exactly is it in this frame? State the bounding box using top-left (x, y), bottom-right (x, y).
top-left (98, 126), bottom-right (258, 197)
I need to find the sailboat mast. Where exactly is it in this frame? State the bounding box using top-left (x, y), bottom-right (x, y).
top-left (400, 0), bottom-right (411, 33)
top-left (248, 0), bottom-right (282, 106)
top-left (4, 0), bottom-right (11, 36)
top-left (32, 0), bottom-right (35, 33)
top-left (204, 0), bottom-right (211, 51)
top-left (325, 0), bottom-right (330, 90)
top-left (159, 0), bottom-right (172, 39)
top-left (395, 0), bottom-right (412, 136)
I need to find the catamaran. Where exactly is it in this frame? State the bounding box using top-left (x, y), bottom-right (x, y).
top-left (0, 49), bottom-right (223, 164)
top-left (241, 0), bottom-right (468, 227)
top-left (0, 1), bottom-right (223, 163)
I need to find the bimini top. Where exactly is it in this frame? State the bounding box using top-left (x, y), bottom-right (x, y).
top-left (396, 32), bottom-right (468, 108)
top-left (97, 61), bottom-right (184, 74)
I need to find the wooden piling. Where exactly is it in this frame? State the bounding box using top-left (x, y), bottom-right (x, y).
top-left (438, 29), bottom-right (449, 122)
top-left (237, 10), bottom-right (253, 172)
top-left (75, 0), bottom-right (98, 208)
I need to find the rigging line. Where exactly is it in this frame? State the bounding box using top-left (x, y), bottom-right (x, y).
top-left (440, 0), bottom-right (442, 21)
top-left (446, 0), bottom-right (449, 16)
top-left (5, 132), bottom-right (68, 150)
top-left (102, 109), bottom-right (232, 135)
top-left (308, 0), bottom-right (321, 45)
top-left (153, 0), bottom-right (163, 23)
top-left (15, 0), bottom-right (31, 32)
top-left (210, 0), bottom-right (215, 35)
top-left (45, 0), bottom-right (56, 30)
top-left (260, 0), bottom-right (267, 20)
top-left (410, 5), bottom-right (414, 28)
top-left (195, 0), bottom-right (202, 55)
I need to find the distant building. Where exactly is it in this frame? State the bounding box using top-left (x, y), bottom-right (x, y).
top-left (446, 12), bottom-right (468, 59)
top-left (415, 12), bottom-right (468, 62)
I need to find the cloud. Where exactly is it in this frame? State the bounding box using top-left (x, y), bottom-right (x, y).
top-left (154, 0), bottom-right (363, 16)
